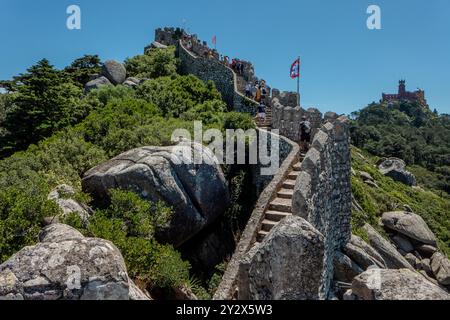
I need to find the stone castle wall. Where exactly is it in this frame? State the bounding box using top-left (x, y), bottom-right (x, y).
top-left (292, 116), bottom-right (352, 297)
top-left (177, 41), bottom-right (259, 114)
top-left (154, 28), bottom-right (259, 115)
top-left (153, 27), bottom-right (352, 301)
top-left (214, 131), bottom-right (300, 300)
top-left (271, 97), bottom-right (325, 142)
top-left (214, 118), bottom-right (351, 300)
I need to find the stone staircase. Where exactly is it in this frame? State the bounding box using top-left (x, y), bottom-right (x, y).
top-left (257, 105), bottom-right (272, 130)
top-left (234, 73), bottom-right (273, 130)
top-left (255, 158), bottom-right (304, 243)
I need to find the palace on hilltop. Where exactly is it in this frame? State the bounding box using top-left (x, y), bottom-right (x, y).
top-left (382, 80), bottom-right (428, 108)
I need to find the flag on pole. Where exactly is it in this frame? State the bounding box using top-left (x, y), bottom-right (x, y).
top-left (290, 58), bottom-right (300, 79)
top-left (212, 35), bottom-right (217, 47)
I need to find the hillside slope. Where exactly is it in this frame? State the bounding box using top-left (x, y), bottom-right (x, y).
top-left (350, 101), bottom-right (450, 194)
top-left (351, 146), bottom-right (450, 256)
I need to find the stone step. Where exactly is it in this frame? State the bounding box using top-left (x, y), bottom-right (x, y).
top-left (261, 219), bottom-right (278, 232)
top-left (277, 188), bottom-right (294, 199)
top-left (265, 210), bottom-right (291, 222)
top-left (288, 170), bottom-right (300, 180)
top-left (256, 230), bottom-right (269, 242)
top-left (293, 162), bottom-right (302, 171)
top-left (282, 179), bottom-right (296, 190)
top-left (269, 197), bottom-right (292, 213)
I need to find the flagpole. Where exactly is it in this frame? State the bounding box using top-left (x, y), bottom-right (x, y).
top-left (297, 56), bottom-right (300, 107)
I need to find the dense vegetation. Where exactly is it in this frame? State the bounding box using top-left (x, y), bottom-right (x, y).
top-left (350, 101), bottom-right (450, 194)
top-left (0, 47), bottom-right (254, 297)
top-left (351, 147), bottom-right (450, 256)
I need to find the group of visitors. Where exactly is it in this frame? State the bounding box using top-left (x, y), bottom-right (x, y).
top-left (230, 59), bottom-right (245, 75)
top-left (244, 80), bottom-right (268, 125)
top-left (181, 33), bottom-right (311, 151)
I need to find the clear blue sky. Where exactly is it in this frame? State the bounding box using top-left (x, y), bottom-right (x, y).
top-left (1, 0), bottom-right (449, 114)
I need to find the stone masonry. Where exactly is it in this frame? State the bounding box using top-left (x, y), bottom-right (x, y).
top-left (152, 27), bottom-right (352, 301)
top-left (291, 116), bottom-right (352, 297)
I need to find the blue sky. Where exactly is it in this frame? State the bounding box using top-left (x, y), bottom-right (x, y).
top-left (1, 0), bottom-right (449, 115)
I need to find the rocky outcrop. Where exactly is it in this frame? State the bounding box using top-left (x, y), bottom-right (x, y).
top-left (237, 216), bottom-right (325, 300)
top-left (0, 224), bottom-right (149, 300)
top-left (123, 77), bottom-right (140, 88)
top-left (416, 244), bottom-right (438, 257)
top-left (333, 251), bottom-right (363, 283)
top-left (377, 157), bottom-right (417, 186)
top-left (343, 235), bottom-right (386, 270)
top-left (431, 252), bottom-right (450, 286)
top-left (102, 60), bottom-right (127, 85)
top-left (390, 235), bottom-right (414, 253)
top-left (146, 41), bottom-right (168, 50)
top-left (85, 76), bottom-right (112, 92)
top-left (381, 211), bottom-right (437, 245)
top-left (47, 184), bottom-right (91, 224)
top-left (347, 268), bottom-right (450, 300)
top-left (362, 224), bottom-right (414, 270)
top-left (82, 141), bottom-right (230, 247)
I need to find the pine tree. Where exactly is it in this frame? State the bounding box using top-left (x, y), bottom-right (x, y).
top-left (0, 59), bottom-right (83, 156)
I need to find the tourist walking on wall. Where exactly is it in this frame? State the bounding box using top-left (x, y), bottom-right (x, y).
top-left (223, 56), bottom-right (229, 66)
top-left (299, 116), bottom-right (311, 152)
top-left (257, 101), bottom-right (266, 125)
top-left (245, 82), bottom-right (253, 98)
top-left (254, 83), bottom-right (262, 103)
top-left (260, 81), bottom-right (268, 104)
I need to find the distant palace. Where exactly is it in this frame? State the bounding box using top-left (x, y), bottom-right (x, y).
top-left (382, 80), bottom-right (428, 108)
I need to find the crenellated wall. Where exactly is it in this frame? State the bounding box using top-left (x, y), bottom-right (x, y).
top-left (271, 97), bottom-right (324, 142)
top-left (153, 27), bottom-right (259, 115)
top-left (291, 116), bottom-right (352, 297)
top-left (177, 41), bottom-right (258, 114)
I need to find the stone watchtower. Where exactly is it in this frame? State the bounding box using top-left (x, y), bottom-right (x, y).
top-left (398, 80), bottom-right (406, 96)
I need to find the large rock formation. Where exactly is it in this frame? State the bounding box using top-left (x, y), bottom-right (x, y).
top-left (348, 268), bottom-right (450, 300)
top-left (377, 157), bottom-right (417, 186)
top-left (343, 235), bottom-right (387, 269)
top-left (85, 76), bottom-right (112, 93)
top-left (82, 142), bottom-right (230, 247)
top-left (362, 224), bottom-right (414, 270)
top-left (381, 211), bottom-right (437, 245)
top-left (0, 224), bottom-right (149, 300)
top-left (238, 216), bottom-right (324, 300)
top-left (431, 252), bottom-right (450, 286)
top-left (333, 251), bottom-right (364, 283)
top-left (101, 60), bottom-right (127, 85)
top-left (47, 184), bottom-right (91, 224)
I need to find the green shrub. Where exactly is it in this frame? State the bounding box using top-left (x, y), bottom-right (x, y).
top-left (125, 47), bottom-right (178, 79)
top-left (222, 112), bottom-right (255, 131)
top-left (81, 190), bottom-right (190, 290)
top-left (136, 75), bottom-right (223, 117)
top-left (0, 180), bottom-right (60, 262)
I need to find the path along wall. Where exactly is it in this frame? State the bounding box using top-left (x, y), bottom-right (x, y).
top-left (292, 116), bottom-right (352, 297)
top-left (177, 41), bottom-right (259, 115)
top-left (214, 130), bottom-right (300, 300)
top-left (214, 117), bottom-right (351, 300)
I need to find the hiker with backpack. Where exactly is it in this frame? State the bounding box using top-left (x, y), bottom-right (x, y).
top-left (260, 80), bottom-right (268, 104)
top-left (299, 116), bottom-right (311, 152)
top-left (254, 83), bottom-right (262, 103)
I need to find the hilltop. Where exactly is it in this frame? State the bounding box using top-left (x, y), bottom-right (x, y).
top-left (350, 100), bottom-right (450, 195)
